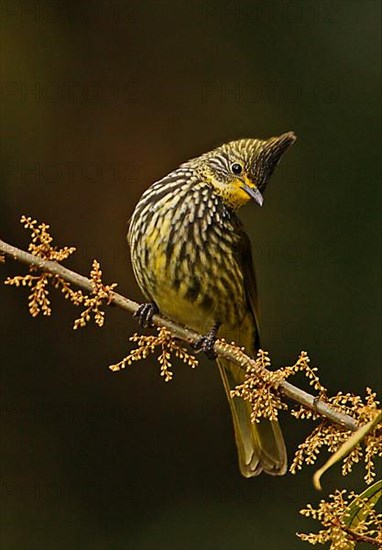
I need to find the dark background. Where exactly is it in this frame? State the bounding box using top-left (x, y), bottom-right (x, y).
top-left (1, 1), bottom-right (380, 549)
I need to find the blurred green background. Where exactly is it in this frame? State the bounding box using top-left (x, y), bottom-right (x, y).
top-left (1, 1), bottom-right (380, 549)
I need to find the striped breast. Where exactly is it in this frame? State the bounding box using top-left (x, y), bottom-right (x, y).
top-left (128, 168), bottom-right (249, 332)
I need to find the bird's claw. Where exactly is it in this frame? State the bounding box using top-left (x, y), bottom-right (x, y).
top-left (134, 302), bottom-right (158, 328)
top-left (193, 324), bottom-right (220, 360)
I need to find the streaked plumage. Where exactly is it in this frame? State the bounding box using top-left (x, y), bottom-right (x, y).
top-left (128, 132), bottom-right (296, 476)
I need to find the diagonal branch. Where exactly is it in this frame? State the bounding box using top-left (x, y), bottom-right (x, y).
top-left (340, 524), bottom-right (381, 547)
top-left (0, 237), bottom-right (359, 432)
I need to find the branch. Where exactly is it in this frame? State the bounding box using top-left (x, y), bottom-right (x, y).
top-left (0, 237), bottom-right (359, 432)
top-left (341, 524), bottom-right (381, 547)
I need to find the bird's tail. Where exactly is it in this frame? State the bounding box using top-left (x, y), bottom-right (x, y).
top-left (218, 324), bottom-right (287, 477)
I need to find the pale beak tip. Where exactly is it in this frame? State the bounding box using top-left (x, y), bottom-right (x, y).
top-left (243, 184), bottom-right (264, 207)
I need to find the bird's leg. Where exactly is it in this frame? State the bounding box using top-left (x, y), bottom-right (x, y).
top-left (193, 322), bottom-right (221, 360)
top-left (134, 302), bottom-right (159, 328)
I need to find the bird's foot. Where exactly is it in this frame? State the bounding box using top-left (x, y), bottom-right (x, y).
top-left (193, 323), bottom-right (220, 360)
top-left (134, 302), bottom-right (159, 328)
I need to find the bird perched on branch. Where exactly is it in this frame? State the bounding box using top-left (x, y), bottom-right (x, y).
top-left (128, 132), bottom-right (296, 477)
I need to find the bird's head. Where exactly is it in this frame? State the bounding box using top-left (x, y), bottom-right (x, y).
top-left (195, 132), bottom-right (297, 210)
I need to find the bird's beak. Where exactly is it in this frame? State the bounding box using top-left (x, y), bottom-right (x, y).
top-left (242, 183), bottom-right (264, 206)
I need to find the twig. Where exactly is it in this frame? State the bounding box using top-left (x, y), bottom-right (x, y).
top-left (0, 238), bottom-right (359, 432)
top-left (340, 523), bottom-right (380, 547)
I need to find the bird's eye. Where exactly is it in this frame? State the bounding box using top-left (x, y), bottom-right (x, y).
top-left (231, 163), bottom-right (243, 175)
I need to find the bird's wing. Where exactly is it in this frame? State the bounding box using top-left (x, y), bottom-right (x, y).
top-left (217, 223), bottom-right (287, 477)
top-left (236, 227), bottom-right (261, 349)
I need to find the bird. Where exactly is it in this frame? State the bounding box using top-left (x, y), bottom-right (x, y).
top-left (128, 131), bottom-right (296, 477)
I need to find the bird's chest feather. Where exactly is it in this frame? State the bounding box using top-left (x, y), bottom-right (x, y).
top-left (130, 184), bottom-right (247, 329)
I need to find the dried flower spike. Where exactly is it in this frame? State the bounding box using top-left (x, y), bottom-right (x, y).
top-left (298, 487), bottom-right (382, 548)
top-left (291, 388), bottom-right (381, 484)
top-left (5, 216), bottom-right (77, 317)
top-left (230, 350), bottom-right (325, 424)
top-left (73, 260), bottom-right (117, 329)
top-left (5, 216), bottom-right (116, 329)
top-left (109, 326), bottom-right (198, 381)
